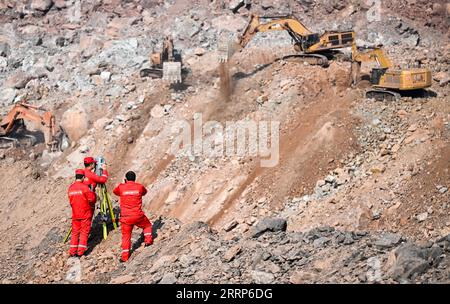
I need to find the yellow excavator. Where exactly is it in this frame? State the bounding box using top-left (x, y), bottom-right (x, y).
top-left (351, 43), bottom-right (432, 101)
top-left (218, 14), bottom-right (355, 67)
top-left (140, 35), bottom-right (182, 83)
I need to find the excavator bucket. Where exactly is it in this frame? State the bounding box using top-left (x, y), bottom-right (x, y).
top-left (217, 30), bottom-right (239, 63)
top-left (218, 37), bottom-right (232, 63)
top-left (58, 129), bottom-right (70, 151)
top-left (162, 62), bottom-right (182, 83)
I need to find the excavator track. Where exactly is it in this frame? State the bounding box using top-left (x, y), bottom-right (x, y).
top-left (0, 137), bottom-right (19, 149)
top-left (365, 89), bottom-right (401, 101)
top-left (140, 68), bottom-right (163, 79)
top-left (0, 134), bottom-right (37, 149)
top-left (282, 53), bottom-right (329, 67)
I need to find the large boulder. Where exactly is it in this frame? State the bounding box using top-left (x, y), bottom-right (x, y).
top-left (5, 72), bottom-right (33, 89)
top-left (433, 71), bottom-right (450, 87)
top-left (150, 104), bottom-right (165, 118)
top-left (211, 15), bottom-right (248, 33)
top-left (0, 88), bottom-right (16, 105)
top-left (158, 273), bottom-right (177, 284)
top-left (53, 0), bottom-right (68, 9)
top-left (252, 217), bottom-right (287, 238)
top-left (389, 243), bottom-right (431, 281)
top-left (0, 42), bottom-right (10, 57)
top-left (110, 274), bottom-right (134, 284)
top-left (60, 104), bottom-right (89, 142)
top-left (30, 0), bottom-right (54, 12)
top-left (106, 17), bottom-right (139, 38)
top-left (251, 270), bottom-right (274, 284)
top-left (373, 233), bottom-right (403, 249)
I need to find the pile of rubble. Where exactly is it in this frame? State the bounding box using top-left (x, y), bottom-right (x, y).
top-left (4, 217), bottom-right (449, 284)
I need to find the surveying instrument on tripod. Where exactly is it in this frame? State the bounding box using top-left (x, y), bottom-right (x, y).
top-left (63, 156), bottom-right (118, 244)
top-left (95, 156), bottom-right (118, 239)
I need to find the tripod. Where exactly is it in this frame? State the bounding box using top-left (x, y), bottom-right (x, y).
top-left (98, 184), bottom-right (118, 239)
top-left (63, 184), bottom-right (118, 243)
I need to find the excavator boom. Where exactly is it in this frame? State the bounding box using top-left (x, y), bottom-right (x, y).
top-left (0, 102), bottom-right (67, 151)
top-left (238, 15), bottom-right (313, 49)
top-left (351, 43), bottom-right (392, 69)
top-left (351, 43), bottom-right (432, 100)
top-left (218, 14), bottom-right (355, 63)
top-left (146, 35), bottom-right (182, 83)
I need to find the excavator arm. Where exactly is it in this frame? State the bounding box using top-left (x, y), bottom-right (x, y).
top-left (238, 14), bottom-right (313, 49)
top-left (219, 14), bottom-right (354, 63)
top-left (0, 102), bottom-right (63, 151)
top-left (351, 43), bottom-right (393, 85)
top-left (351, 43), bottom-right (393, 69)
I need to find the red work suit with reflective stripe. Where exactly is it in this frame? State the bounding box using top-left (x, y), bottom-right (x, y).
top-left (68, 181), bottom-right (96, 256)
top-left (83, 169), bottom-right (108, 191)
top-left (113, 181), bottom-right (152, 261)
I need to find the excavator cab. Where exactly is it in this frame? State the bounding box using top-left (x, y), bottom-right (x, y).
top-left (299, 33), bottom-right (320, 51)
top-left (147, 36), bottom-right (182, 83)
top-left (150, 52), bottom-right (162, 66)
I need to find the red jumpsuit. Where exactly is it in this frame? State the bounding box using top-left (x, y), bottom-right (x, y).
top-left (68, 181), bottom-right (96, 256)
top-left (83, 168), bottom-right (108, 191)
top-left (113, 181), bottom-right (152, 262)
top-left (82, 169), bottom-right (108, 229)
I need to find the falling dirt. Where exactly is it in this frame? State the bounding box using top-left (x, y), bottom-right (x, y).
top-left (219, 62), bottom-right (232, 102)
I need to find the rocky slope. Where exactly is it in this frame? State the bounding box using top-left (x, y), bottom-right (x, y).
top-left (0, 0), bottom-right (449, 284)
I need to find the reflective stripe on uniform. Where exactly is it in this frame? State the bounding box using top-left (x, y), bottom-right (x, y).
top-left (78, 245), bottom-right (87, 248)
top-left (122, 249), bottom-right (129, 252)
top-left (69, 190), bottom-right (83, 196)
top-left (70, 245), bottom-right (78, 248)
top-left (144, 233), bottom-right (152, 236)
top-left (123, 190), bottom-right (139, 195)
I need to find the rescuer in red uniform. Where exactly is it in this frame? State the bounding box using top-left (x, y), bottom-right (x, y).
top-left (83, 156), bottom-right (108, 191)
top-left (113, 171), bottom-right (153, 262)
top-left (68, 169), bottom-right (96, 257)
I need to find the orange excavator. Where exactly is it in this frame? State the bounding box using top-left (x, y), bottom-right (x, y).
top-left (0, 102), bottom-right (69, 152)
top-left (140, 35), bottom-right (183, 83)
